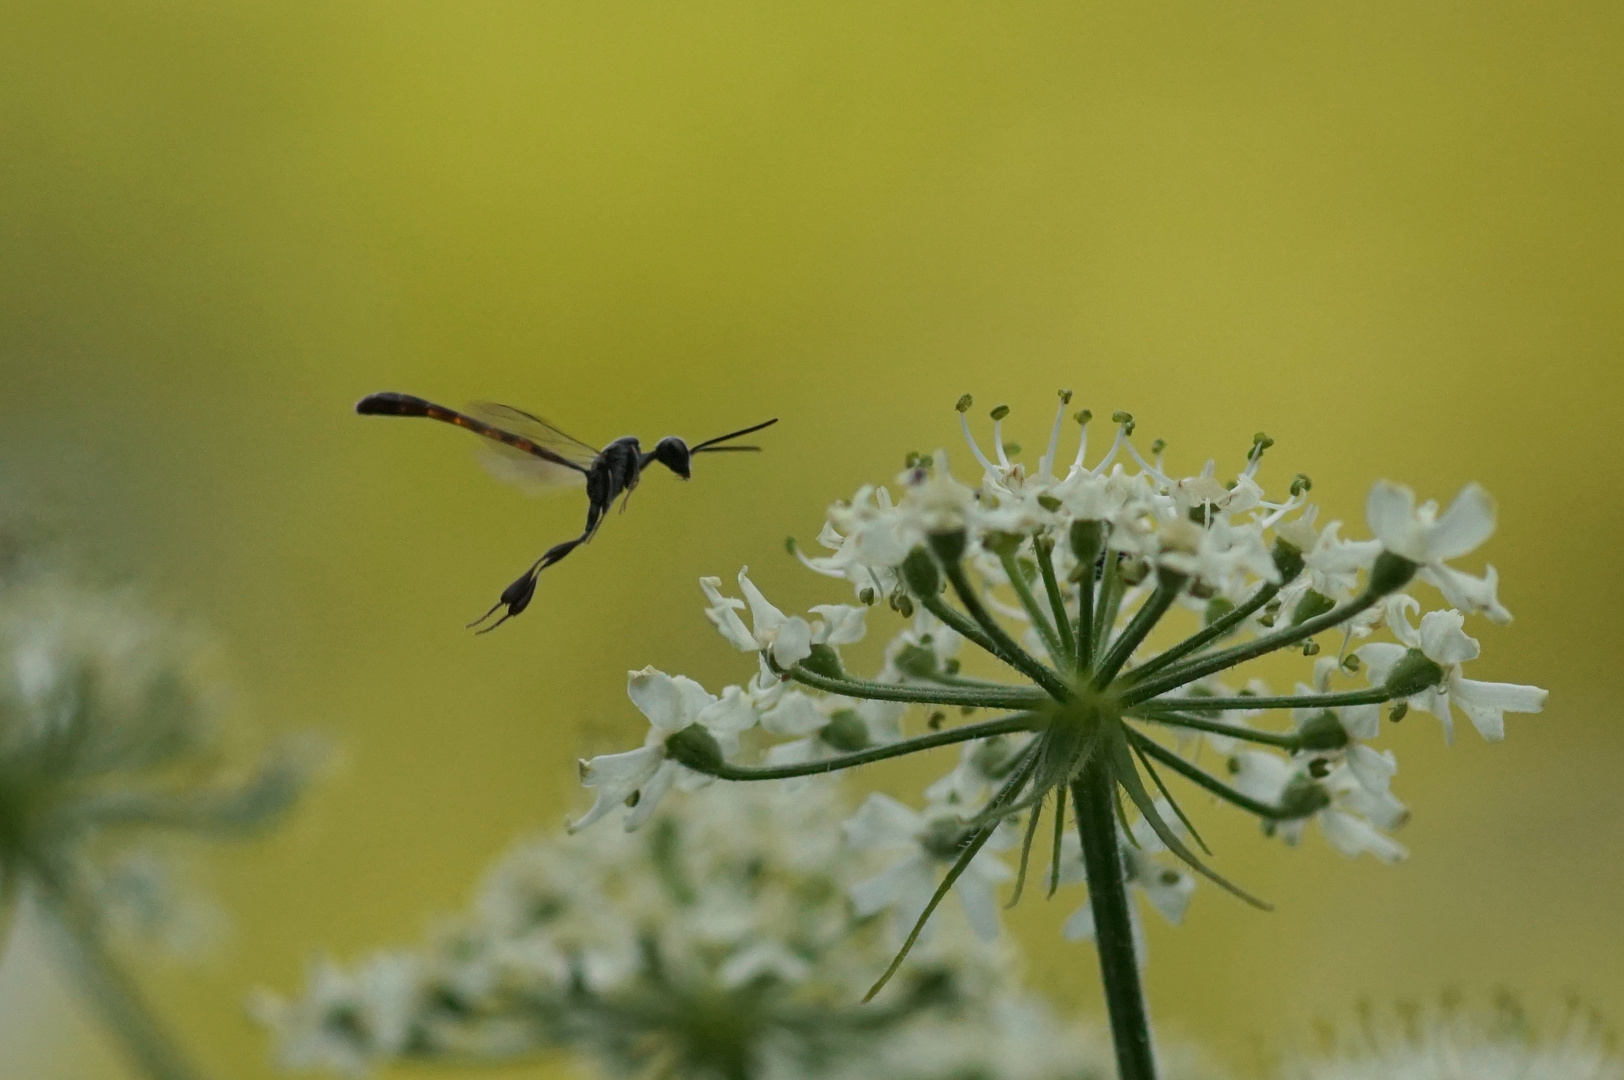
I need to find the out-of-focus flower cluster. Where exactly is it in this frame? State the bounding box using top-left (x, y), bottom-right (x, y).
top-left (255, 778), bottom-right (1201, 1080)
top-left (0, 554), bottom-right (311, 951)
top-left (562, 394), bottom-right (1547, 987)
top-left (1276, 995), bottom-right (1620, 1080)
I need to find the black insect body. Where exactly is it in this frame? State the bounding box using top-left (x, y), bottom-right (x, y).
top-left (356, 392), bottom-right (777, 631)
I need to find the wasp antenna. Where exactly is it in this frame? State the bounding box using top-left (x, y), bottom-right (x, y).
top-left (689, 417), bottom-right (779, 453)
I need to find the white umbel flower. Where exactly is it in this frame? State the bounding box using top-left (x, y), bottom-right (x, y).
top-left (1365, 481), bottom-right (1512, 623)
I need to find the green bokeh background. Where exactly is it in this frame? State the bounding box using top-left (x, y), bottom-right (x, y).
top-left (2, 4), bottom-right (1622, 1077)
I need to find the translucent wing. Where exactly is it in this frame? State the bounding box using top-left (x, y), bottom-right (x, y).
top-left (464, 402), bottom-right (598, 495)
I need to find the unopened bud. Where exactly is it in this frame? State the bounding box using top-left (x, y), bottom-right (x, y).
top-left (902, 547), bottom-right (940, 596)
top-left (927, 528), bottom-right (968, 565)
top-left (1297, 712), bottom-right (1349, 751)
top-left (821, 710), bottom-right (871, 752)
top-left (664, 724), bottom-right (724, 775)
top-left (800, 644), bottom-right (847, 680)
top-left (1383, 648), bottom-right (1445, 698)
top-left (1367, 551), bottom-right (1420, 596)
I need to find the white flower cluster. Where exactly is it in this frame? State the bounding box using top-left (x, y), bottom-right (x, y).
top-left (562, 393), bottom-right (1547, 983)
top-left (255, 778), bottom-right (1174, 1080)
top-left (1277, 996), bottom-right (1620, 1080)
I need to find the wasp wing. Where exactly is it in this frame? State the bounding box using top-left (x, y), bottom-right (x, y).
top-left (464, 402), bottom-right (597, 495)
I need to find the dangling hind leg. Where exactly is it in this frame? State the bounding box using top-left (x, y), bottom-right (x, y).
top-left (467, 534), bottom-right (590, 633)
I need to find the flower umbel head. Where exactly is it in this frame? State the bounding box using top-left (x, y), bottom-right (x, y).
top-left (566, 393), bottom-right (1546, 1020)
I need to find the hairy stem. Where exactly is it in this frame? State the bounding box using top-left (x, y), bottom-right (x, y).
top-left (1071, 762), bottom-right (1157, 1080)
top-left (1094, 574), bottom-right (1184, 687)
top-left (30, 863), bottom-right (208, 1080)
top-left (1126, 710), bottom-right (1302, 750)
top-left (938, 557), bottom-right (1073, 702)
top-left (995, 548), bottom-right (1066, 666)
top-left (1128, 732), bottom-right (1312, 821)
top-left (1033, 538), bottom-right (1077, 662)
top-left (1122, 581), bottom-right (1279, 685)
top-left (784, 663), bottom-right (1046, 712)
top-left (1122, 592), bottom-right (1382, 705)
top-left (711, 713), bottom-right (1040, 781)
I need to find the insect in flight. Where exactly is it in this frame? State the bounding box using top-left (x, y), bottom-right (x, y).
top-left (356, 392), bottom-right (778, 632)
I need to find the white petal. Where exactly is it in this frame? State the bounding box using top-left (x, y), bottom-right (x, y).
top-left (760, 691), bottom-right (828, 736)
top-left (737, 568), bottom-right (787, 635)
top-left (1139, 866), bottom-right (1196, 925)
top-left (1450, 675), bottom-right (1547, 741)
top-left (842, 793), bottom-right (924, 849)
top-left (627, 667), bottom-right (716, 732)
top-left (770, 616), bottom-right (814, 669)
top-left (1418, 609), bottom-right (1480, 666)
top-left (1365, 482), bottom-right (1418, 556)
top-left (1062, 903), bottom-right (1096, 942)
top-left (856, 698), bottom-right (905, 743)
top-left (1340, 703), bottom-right (1381, 740)
top-left (1319, 809), bottom-right (1407, 863)
top-left (697, 685), bottom-right (759, 735)
top-left (810, 604), bottom-right (868, 645)
top-left (848, 855), bottom-right (931, 918)
top-left (578, 745), bottom-right (664, 791)
top-left (622, 760), bottom-right (678, 831)
top-left (1345, 744), bottom-right (1398, 794)
top-left (718, 942), bottom-right (812, 988)
top-left (1427, 483), bottom-right (1496, 560)
top-left (1423, 564), bottom-right (1513, 624)
top-left (1354, 642), bottom-right (1407, 686)
top-left (953, 874), bottom-right (1003, 940)
top-left (700, 576), bottom-right (760, 651)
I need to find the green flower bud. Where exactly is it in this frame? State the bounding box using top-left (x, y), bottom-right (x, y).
top-left (1291, 589), bottom-right (1335, 626)
top-left (1069, 520), bottom-right (1105, 567)
top-left (1203, 596), bottom-right (1236, 627)
top-left (1368, 551), bottom-right (1420, 596)
top-left (1296, 711), bottom-right (1350, 752)
top-left (927, 528), bottom-right (968, 565)
top-left (664, 724), bottom-right (724, 775)
top-left (1383, 648), bottom-right (1445, 698)
top-left (892, 643), bottom-right (940, 679)
top-left (902, 547), bottom-right (940, 596)
top-left (800, 644), bottom-right (847, 680)
top-left (820, 710), bottom-right (872, 753)
top-left (1271, 539), bottom-right (1306, 583)
top-left (1279, 777), bottom-right (1332, 819)
top-left (981, 531), bottom-right (1023, 558)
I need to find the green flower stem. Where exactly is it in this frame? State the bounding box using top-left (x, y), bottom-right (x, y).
top-left (1074, 561), bottom-right (1097, 674)
top-left (710, 713), bottom-right (1041, 781)
top-left (1070, 760), bottom-right (1157, 1080)
top-left (918, 592), bottom-right (1019, 670)
top-left (1033, 538), bottom-right (1077, 662)
top-left (1090, 552), bottom-right (1123, 667)
top-left (1122, 582), bottom-right (1280, 686)
top-left (784, 662), bottom-right (1047, 711)
top-left (1128, 733), bottom-right (1309, 821)
top-left (994, 549), bottom-right (1066, 667)
top-left (1126, 710), bottom-right (1301, 750)
top-left (30, 863), bottom-right (208, 1080)
top-left (1137, 687), bottom-right (1393, 713)
top-left (938, 557), bottom-right (1074, 702)
top-left (1093, 574), bottom-right (1184, 688)
top-left (1122, 592), bottom-right (1382, 706)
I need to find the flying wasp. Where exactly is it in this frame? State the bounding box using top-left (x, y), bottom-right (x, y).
top-left (356, 392), bottom-right (777, 631)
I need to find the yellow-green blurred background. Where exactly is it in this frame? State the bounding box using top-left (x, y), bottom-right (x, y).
top-left (2, 3), bottom-right (1622, 1077)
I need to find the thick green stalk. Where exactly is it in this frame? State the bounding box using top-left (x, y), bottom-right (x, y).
top-left (31, 864), bottom-right (208, 1080)
top-left (1070, 763), bottom-right (1157, 1080)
